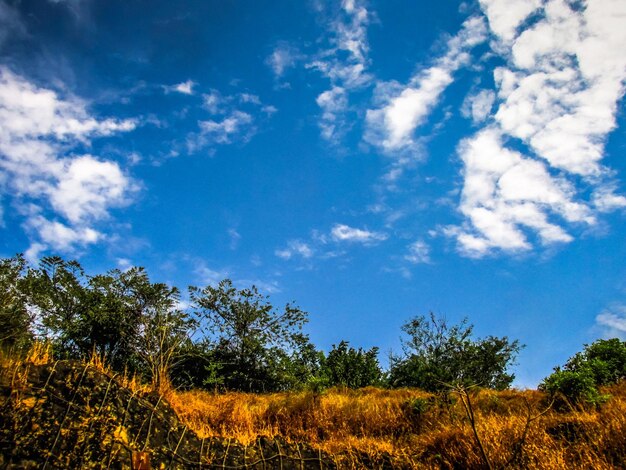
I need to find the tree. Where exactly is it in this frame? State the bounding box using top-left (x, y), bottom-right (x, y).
top-left (0, 255), bottom-right (32, 350)
top-left (190, 279), bottom-right (309, 392)
top-left (389, 313), bottom-right (522, 392)
top-left (322, 340), bottom-right (383, 388)
top-left (24, 256), bottom-right (92, 357)
top-left (23, 256), bottom-right (194, 381)
top-left (540, 338), bottom-right (626, 408)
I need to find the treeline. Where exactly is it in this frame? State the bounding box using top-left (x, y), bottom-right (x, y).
top-left (0, 254), bottom-right (522, 393)
top-left (2, 254), bottom-right (624, 402)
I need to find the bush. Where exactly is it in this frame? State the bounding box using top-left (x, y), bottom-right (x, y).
top-left (540, 338), bottom-right (626, 409)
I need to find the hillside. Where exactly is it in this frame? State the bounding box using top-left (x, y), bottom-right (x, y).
top-left (0, 359), bottom-right (341, 469)
top-left (1, 355), bottom-right (625, 469)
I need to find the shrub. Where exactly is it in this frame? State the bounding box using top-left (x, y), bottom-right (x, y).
top-left (540, 338), bottom-right (626, 409)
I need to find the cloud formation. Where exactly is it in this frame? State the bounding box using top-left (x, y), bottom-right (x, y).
top-left (331, 223), bottom-right (387, 244)
top-left (275, 240), bottom-right (314, 260)
top-left (187, 89), bottom-right (272, 153)
top-left (165, 80), bottom-right (195, 95)
top-left (267, 42), bottom-right (301, 80)
top-left (448, 0), bottom-right (626, 256)
top-left (0, 67), bottom-right (137, 256)
top-left (596, 305), bottom-right (626, 339)
top-left (309, 0), bottom-right (372, 142)
top-left (405, 240), bottom-right (431, 264)
top-left (365, 16), bottom-right (487, 154)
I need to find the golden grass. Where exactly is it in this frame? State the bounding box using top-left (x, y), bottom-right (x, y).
top-left (169, 383), bottom-right (626, 468)
top-left (3, 345), bottom-right (625, 468)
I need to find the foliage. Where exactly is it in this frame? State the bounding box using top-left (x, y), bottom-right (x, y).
top-left (22, 256), bottom-right (195, 382)
top-left (0, 255), bottom-right (32, 350)
top-left (389, 313), bottom-right (522, 392)
top-left (322, 340), bottom-right (383, 388)
top-left (540, 338), bottom-right (626, 408)
top-left (190, 279), bottom-right (310, 392)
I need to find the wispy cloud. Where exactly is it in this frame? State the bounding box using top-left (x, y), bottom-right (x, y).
top-left (194, 262), bottom-right (230, 287)
top-left (266, 42), bottom-right (301, 80)
top-left (187, 88), bottom-right (273, 153)
top-left (228, 228), bottom-right (241, 250)
top-left (193, 258), bottom-right (281, 293)
top-left (447, 0), bottom-right (626, 257)
top-left (461, 89), bottom-right (495, 125)
top-left (331, 223), bottom-right (387, 244)
top-left (309, 0), bottom-right (372, 143)
top-left (0, 67), bottom-right (137, 256)
top-left (365, 16), bottom-right (487, 155)
top-left (405, 240), bottom-right (431, 264)
top-left (596, 305), bottom-right (626, 340)
top-left (275, 240), bottom-right (314, 260)
top-left (197, 111), bottom-right (254, 145)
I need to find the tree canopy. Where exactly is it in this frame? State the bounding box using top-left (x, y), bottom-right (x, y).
top-left (0, 254), bottom-right (538, 395)
top-left (389, 313), bottom-right (522, 392)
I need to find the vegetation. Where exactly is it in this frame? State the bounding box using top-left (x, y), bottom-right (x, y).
top-left (168, 381), bottom-right (626, 468)
top-left (0, 254), bottom-right (523, 393)
top-left (389, 313), bottom-right (522, 392)
top-left (540, 338), bottom-right (626, 408)
top-left (2, 253), bottom-right (626, 467)
top-left (322, 340), bottom-right (383, 388)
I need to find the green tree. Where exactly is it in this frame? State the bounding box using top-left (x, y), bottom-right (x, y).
top-left (23, 256), bottom-right (194, 380)
top-left (190, 279), bottom-right (309, 392)
top-left (322, 340), bottom-right (383, 388)
top-left (389, 313), bottom-right (522, 392)
top-left (0, 255), bottom-right (32, 350)
top-left (24, 256), bottom-right (91, 357)
top-left (540, 338), bottom-right (626, 408)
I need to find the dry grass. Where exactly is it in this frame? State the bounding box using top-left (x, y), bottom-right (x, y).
top-left (169, 383), bottom-right (626, 469)
top-left (3, 345), bottom-right (625, 468)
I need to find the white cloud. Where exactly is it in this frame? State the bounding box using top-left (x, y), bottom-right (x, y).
top-left (365, 16), bottom-right (487, 153)
top-left (26, 215), bottom-right (101, 251)
top-left (446, 0), bottom-right (626, 257)
top-left (197, 111), bottom-right (254, 145)
top-left (479, 0), bottom-right (542, 42)
top-left (592, 187), bottom-right (626, 212)
top-left (309, 0), bottom-right (372, 142)
top-left (189, 88), bottom-right (274, 152)
top-left (275, 240), bottom-right (314, 260)
top-left (267, 43), bottom-right (300, 79)
top-left (50, 155), bottom-right (133, 223)
top-left (462, 89), bottom-right (495, 125)
top-left (449, 128), bottom-right (591, 256)
top-left (405, 240), bottom-right (431, 264)
top-left (331, 223), bottom-right (387, 244)
top-left (316, 86), bottom-right (349, 141)
top-left (203, 89), bottom-right (224, 114)
top-left (169, 80), bottom-right (195, 95)
top-left (596, 306), bottom-right (626, 339)
top-left (239, 93), bottom-right (261, 105)
top-left (195, 263), bottom-right (230, 287)
top-left (228, 228), bottom-right (241, 250)
top-left (0, 67), bottom-right (137, 255)
top-left (490, 0), bottom-right (626, 176)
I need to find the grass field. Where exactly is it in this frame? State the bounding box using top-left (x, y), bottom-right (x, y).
top-left (3, 345), bottom-right (625, 468)
top-left (168, 382), bottom-right (626, 468)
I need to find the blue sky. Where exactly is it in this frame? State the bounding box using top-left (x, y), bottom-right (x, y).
top-left (1, 0), bottom-right (625, 387)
